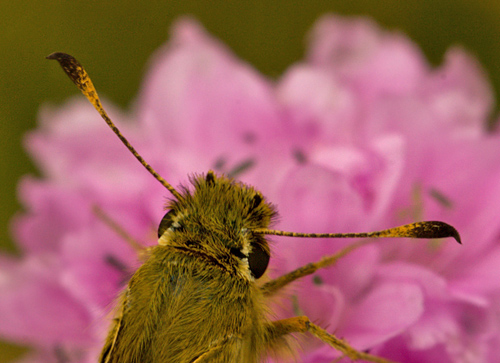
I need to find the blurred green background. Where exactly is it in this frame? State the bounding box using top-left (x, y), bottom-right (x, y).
top-left (1, 1), bottom-right (500, 361)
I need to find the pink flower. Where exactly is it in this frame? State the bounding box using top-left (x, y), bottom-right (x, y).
top-left (2, 15), bottom-right (500, 362)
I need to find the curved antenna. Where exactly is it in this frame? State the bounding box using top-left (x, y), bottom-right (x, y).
top-left (47, 52), bottom-right (182, 200)
top-left (254, 221), bottom-right (461, 244)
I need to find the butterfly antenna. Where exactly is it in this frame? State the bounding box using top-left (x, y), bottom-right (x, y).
top-left (47, 52), bottom-right (182, 200)
top-left (254, 221), bottom-right (461, 244)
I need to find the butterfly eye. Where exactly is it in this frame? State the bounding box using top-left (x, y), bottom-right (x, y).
top-left (158, 210), bottom-right (175, 238)
top-left (248, 243), bottom-right (270, 279)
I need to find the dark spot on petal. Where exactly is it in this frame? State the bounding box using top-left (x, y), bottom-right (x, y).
top-left (54, 346), bottom-right (69, 363)
top-left (312, 275), bottom-right (323, 285)
top-left (293, 149), bottom-right (307, 164)
top-left (428, 188), bottom-right (454, 209)
top-left (228, 158), bottom-right (255, 178)
top-left (242, 131), bottom-right (257, 144)
top-left (105, 255), bottom-right (132, 285)
top-left (213, 156), bottom-right (227, 172)
top-left (105, 254), bottom-right (128, 274)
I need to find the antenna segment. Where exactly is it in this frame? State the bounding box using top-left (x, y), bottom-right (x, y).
top-left (47, 52), bottom-right (182, 200)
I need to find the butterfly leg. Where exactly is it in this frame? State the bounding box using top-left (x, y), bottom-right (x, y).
top-left (261, 239), bottom-right (373, 297)
top-left (93, 205), bottom-right (146, 252)
top-left (191, 335), bottom-right (242, 363)
top-left (94, 205), bottom-right (155, 263)
top-left (191, 346), bottom-right (224, 363)
top-left (268, 316), bottom-right (395, 363)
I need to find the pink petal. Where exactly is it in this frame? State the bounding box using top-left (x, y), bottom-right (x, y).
top-left (307, 15), bottom-right (428, 97)
top-left (276, 64), bottom-right (357, 143)
top-left (425, 47), bottom-right (494, 131)
top-left (344, 282), bottom-right (424, 348)
top-left (12, 177), bottom-right (90, 254)
top-left (0, 257), bottom-right (95, 346)
top-left (137, 18), bottom-right (281, 178)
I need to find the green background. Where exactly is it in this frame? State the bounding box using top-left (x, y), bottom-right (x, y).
top-left (1, 1), bottom-right (500, 361)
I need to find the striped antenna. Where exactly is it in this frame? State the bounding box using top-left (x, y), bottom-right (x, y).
top-left (47, 52), bottom-right (182, 200)
top-left (254, 221), bottom-right (461, 244)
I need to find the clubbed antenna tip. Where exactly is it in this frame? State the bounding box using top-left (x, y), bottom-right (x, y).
top-left (402, 221), bottom-right (461, 244)
top-left (439, 222), bottom-right (461, 244)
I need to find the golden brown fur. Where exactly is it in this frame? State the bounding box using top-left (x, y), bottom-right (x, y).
top-left (100, 174), bottom-right (281, 363)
